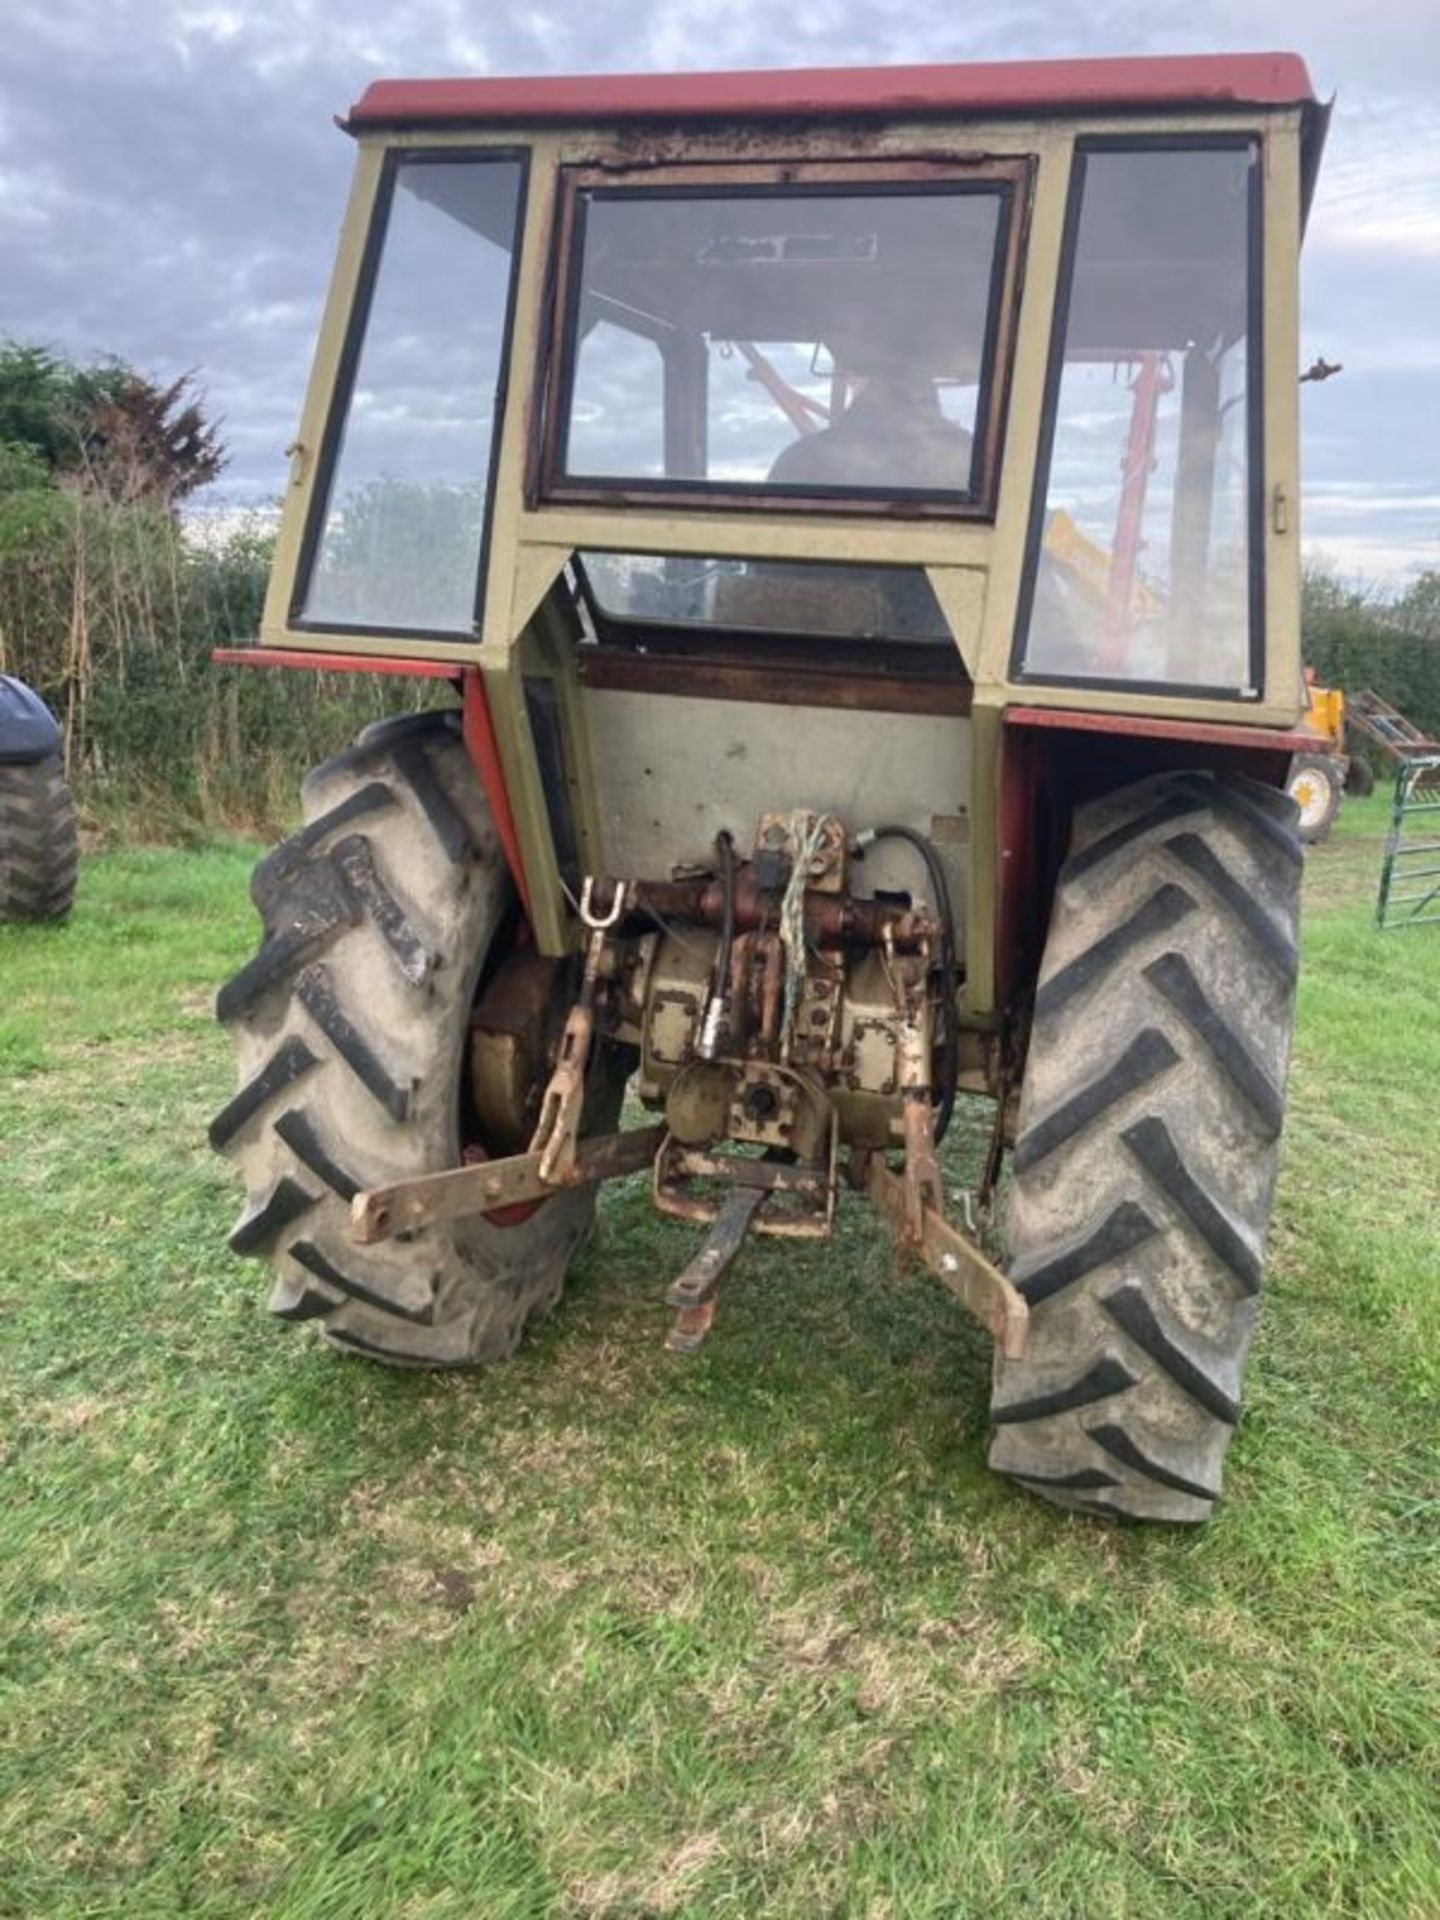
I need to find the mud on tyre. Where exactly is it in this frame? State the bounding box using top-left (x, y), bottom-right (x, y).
top-left (211, 709), bottom-right (626, 1366)
top-left (990, 770), bottom-right (1302, 1522)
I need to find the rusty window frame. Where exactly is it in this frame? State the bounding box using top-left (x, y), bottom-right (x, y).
top-left (532, 156), bottom-right (1031, 521)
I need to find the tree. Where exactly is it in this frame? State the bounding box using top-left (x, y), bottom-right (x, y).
top-left (1302, 564), bottom-right (1440, 738)
top-left (79, 372), bottom-right (226, 508)
top-left (0, 340), bottom-right (225, 507)
top-left (1394, 570), bottom-right (1440, 640)
top-left (0, 343), bottom-right (89, 472)
top-left (0, 440), bottom-right (50, 496)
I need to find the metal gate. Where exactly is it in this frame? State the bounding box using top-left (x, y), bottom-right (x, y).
top-left (1376, 754), bottom-right (1440, 930)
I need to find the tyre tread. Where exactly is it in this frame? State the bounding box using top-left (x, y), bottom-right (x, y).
top-left (393, 741), bottom-right (478, 864)
top-left (1012, 1200), bottom-right (1160, 1308)
top-left (229, 1176), bottom-right (318, 1256)
top-left (1085, 1421), bottom-right (1218, 1502)
top-left (290, 1240), bottom-right (435, 1325)
top-left (1012, 1027), bottom-right (1179, 1175)
top-left (1034, 883), bottom-right (1195, 1019)
top-left (1062, 788), bottom-right (1205, 884)
top-left (208, 1037), bottom-right (319, 1149)
top-left (1121, 1114), bottom-right (1264, 1293)
top-left (297, 964), bottom-right (411, 1121)
top-left (1142, 952), bottom-right (1284, 1138)
top-left (991, 1355), bottom-right (1138, 1425)
top-left (1100, 1282), bottom-right (1241, 1424)
top-left (1165, 831), bottom-right (1300, 982)
top-left (273, 1108), bottom-right (361, 1202)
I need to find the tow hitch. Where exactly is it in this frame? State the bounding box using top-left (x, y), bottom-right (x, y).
top-left (353, 837), bottom-right (1026, 1359)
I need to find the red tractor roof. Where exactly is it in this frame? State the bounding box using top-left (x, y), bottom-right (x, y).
top-left (348, 52), bottom-right (1316, 131)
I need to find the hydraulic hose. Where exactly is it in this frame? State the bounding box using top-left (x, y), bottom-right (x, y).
top-left (699, 829), bottom-right (736, 1057)
top-left (858, 825), bottom-right (960, 1145)
top-left (714, 829), bottom-right (737, 989)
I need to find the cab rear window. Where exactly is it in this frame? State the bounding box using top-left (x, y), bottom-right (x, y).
top-left (542, 163), bottom-right (1026, 515)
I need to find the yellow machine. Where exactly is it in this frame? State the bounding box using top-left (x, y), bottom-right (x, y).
top-left (1301, 678), bottom-right (1345, 748)
top-left (1286, 676), bottom-right (1346, 840)
top-left (1286, 673), bottom-right (1379, 841)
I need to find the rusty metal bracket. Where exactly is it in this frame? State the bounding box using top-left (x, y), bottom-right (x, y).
top-left (664, 1184), bottom-right (767, 1353)
top-left (351, 1124), bottom-right (664, 1245)
top-left (667, 1149), bottom-right (827, 1195)
top-left (530, 879), bottom-right (627, 1183)
top-left (861, 1154), bottom-right (1028, 1358)
top-left (883, 931), bottom-right (943, 1246)
top-left (653, 1104), bottom-right (838, 1240)
top-left (530, 1000), bottom-right (594, 1184)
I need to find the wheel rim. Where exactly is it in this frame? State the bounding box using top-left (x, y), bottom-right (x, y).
top-left (1289, 769), bottom-right (1329, 831)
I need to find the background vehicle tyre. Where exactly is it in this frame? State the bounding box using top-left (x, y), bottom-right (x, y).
top-left (211, 709), bottom-right (628, 1366)
top-left (989, 770), bottom-right (1302, 1522)
top-left (0, 755), bottom-right (78, 924)
top-left (1286, 751), bottom-right (1342, 842)
top-left (0, 676), bottom-right (77, 925)
top-left (1343, 755), bottom-right (1375, 799)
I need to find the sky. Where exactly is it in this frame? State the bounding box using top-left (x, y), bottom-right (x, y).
top-left (3, 0), bottom-right (1439, 587)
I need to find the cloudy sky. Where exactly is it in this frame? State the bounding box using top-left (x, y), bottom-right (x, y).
top-left (4, 0), bottom-right (1438, 585)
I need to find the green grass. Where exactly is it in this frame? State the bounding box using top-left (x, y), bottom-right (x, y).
top-left (1, 804), bottom-right (1437, 1919)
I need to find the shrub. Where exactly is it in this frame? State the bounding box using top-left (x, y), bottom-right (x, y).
top-left (1303, 570), bottom-right (1440, 740)
top-left (0, 495), bottom-right (439, 841)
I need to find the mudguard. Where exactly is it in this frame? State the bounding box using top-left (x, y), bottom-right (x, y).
top-left (0, 676), bottom-right (62, 766)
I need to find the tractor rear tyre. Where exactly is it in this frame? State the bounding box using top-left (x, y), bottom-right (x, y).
top-left (0, 755), bottom-right (77, 923)
top-left (1286, 752), bottom-right (1342, 842)
top-left (990, 770), bottom-right (1302, 1522)
top-left (211, 709), bottom-right (627, 1366)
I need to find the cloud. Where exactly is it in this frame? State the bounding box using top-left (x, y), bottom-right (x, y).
top-left (3, 0), bottom-right (1437, 580)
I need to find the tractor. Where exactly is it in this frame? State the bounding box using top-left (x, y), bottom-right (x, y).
top-left (1284, 669), bottom-right (1378, 843)
top-left (213, 53), bottom-right (1329, 1522)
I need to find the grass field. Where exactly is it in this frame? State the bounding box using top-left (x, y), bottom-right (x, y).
top-left (1, 795), bottom-right (1437, 1918)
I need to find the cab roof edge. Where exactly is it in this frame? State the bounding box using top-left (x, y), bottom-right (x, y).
top-left (343, 52), bottom-right (1318, 136)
